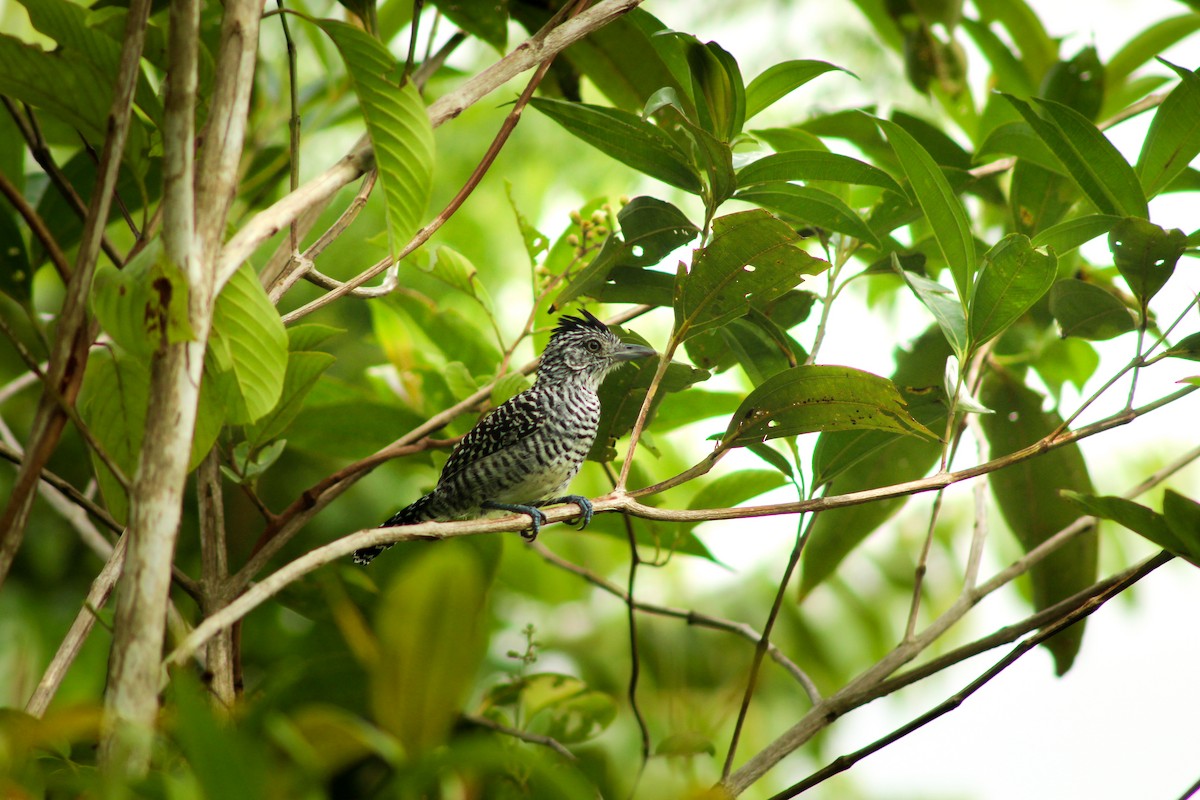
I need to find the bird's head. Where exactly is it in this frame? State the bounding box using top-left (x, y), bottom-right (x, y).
top-left (537, 309), bottom-right (656, 389)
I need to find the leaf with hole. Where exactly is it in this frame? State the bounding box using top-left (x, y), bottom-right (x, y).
top-left (721, 365), bottom-right (936, 448)
top-left (1108, 216), bottom-right (1186, 307)
top-left (674, 209), bottom-right (827, 342)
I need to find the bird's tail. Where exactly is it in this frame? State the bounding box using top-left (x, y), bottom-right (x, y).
top-left (352, 493), bottom-right (438, 565)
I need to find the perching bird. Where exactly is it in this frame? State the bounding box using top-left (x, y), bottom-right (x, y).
top-left (354, 309), bottom-right (656, 565)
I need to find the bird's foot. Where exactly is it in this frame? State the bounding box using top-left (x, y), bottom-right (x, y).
top-left (482, 501), bottom-right (547, 541)
top-left (541, 495), bottom-right (594, 530)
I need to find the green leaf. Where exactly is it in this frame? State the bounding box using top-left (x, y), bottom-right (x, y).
top-left (424, 246), bottom-right (492, 309)
top-left (894, 259), bottom-right (968, 360)
top-left (553, 196), bottom-right (698, 311)
top-left (371, 547), bottom-right (490, 754)
top-left (0, 210), bottom-right (33, 303)
top-left (92, 239), bottom-right (193, 358)
top-left (1048, 279), bottom-right (1136, 340)
top-left (316, 20), bottom-right (434, 257)
top-left (245, 351), bottom-right (336, 450)
top-left (1064, 490), bottom-right (1198, 566)
top-left (876, 117), bottom-right (976, 298)
top-left (673, 209), bottom-right (827, 341)
top-left (656, 732), bottom-right (717, 757)
top-left (1040, 46), bottom-right (1105, 121)
top-left (1107, 13), bottom-right (1200, 88)
top-left (721, 365), bottom-right (936, 448)
top-left (976, 122), bottom-right (1066, 175)
top-left (1009, 161), bottom-right (1076, 236)
top-left (486, 673), bottom-right (616, 745)
top-left (208, 264), bottom-right (288, 425)
top-left (287, 323), bottom-right (343, 352)
top-left (735, 184), bottom-right (881, 247)
top-left (1108, 217), bottom-right (1187, 307)
top-left (429, 0), bottom-right (507, 49)
top-left (736, 150), bottom-right (904, 196)
top-left (968, 234), bottom-right (1057, 349)
top-left (682, 470), bottom-right (788, 534)
top-left (979, 372), bottom-right (1098, 675)
top-left (1163, 491), bottom-right (1200, 564)
top-left (172, 673), bottom-right (268, 800)
top-left (745, 59), bottom-right (852, 120)
top-left (1002, 94), bottom-right (1148, 219)
top-left (1030, 214), bottom-right (1122, 255)
top-left (1137, 60), bottom-right (1200, 199)
top-left (531, 98), bottom-right (702, 193)
top-left (960, 17), bottom-right (1035, 95)
top-left (1164, 332), bottom-right (1200, 361)
top-left (976, 0), bottom-right (1057, 81)
top-left (78, 351), bottom-right (224, 523)
top-left (686, 39), bottom-right (745, 142)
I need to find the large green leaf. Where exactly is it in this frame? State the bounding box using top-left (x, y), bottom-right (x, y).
top-left (1040, 46), bottom-right (1105, 121)
top-left (208, 264), bottom-right (288, 425)
top-left (686, 39), bottom-right (745, 142)
top-left (877, 117), bottom-right (976, 298)
top-left (744, 59), bottom-right (851, 121)
top-left (317, 20), bottom-right (434, 257)
top-left (1009, 161), bottom-right (1075, 236)
top-left (673, 209), bottom-right (827, 341)
top-left (92, 239), bottom-right (193, 358)
top-left (968, 234), bottom-right (1057, 349)
top-left (1002, 94), bottom-right (1148, 219)
top-left (245, 351), bottom-right (336, 450)
top-left (1048, 279), bottom-right (1137, 340)
top-left (371, 547), bottom-right (490, 754)
top-left (736, 150), bottom-right (904, 195)
top-left (1063, 491), bottom-right (1197, 566)
top-left (979, 371), bottom-right (1098, 675)
top-left (1137, 61), bottom-right (1200, 199)
top-left (735, 184), bottom-right (881, 246)
top-left (1107, 14), bottom-right (1200, 88)
top-left (720, 365), bottom-right (936, 448)
top-left (531, 98), bottom-right (702, 193)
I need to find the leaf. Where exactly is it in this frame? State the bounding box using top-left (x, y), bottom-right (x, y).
top-left (721, 365), bottom-right (936, 448)
top-left (1048, 279), bottom-right (1137, 340)
top-left (1164, 332), bottom-right (1200, 362)
top-left (656, 732), bottom-right (717, 757)
top-left (1137, 61), bottom-right (1200, 199)
top-left (976, 0), bottom-right (1057, 81)
top-left (876, 117), bottom-right (976, 298)
top-left (1108, 217), bottom-right (1187, 307)
top-left (424, 246), bottom-right (492, 308)
top-left (686, 39), bottom-right (745, 142)
top-left (734, 184), bottom-right (881, 246)
top-left (485, 673), bottom-right (617, 745)
top-left (979, 371), bottom-right (1099, 675)
top-left (975, 122), bottom-right (1066, 175)
top-left (245, 352), bottom-right (336, 450)
top-left (171, 673), bottom-right (268, 800)
top-left (429, 0), bottom-right (507, 49)
top-left (91, 239), bottom-right (193, 357)
top-left (371, 547), bottom-right (490, 754)
top-left (673, 209), bottom-right (827, 341)
top-left (316, 20), bottom-right (434, 257)
top-left (208, 263), bottom-right (288, 425)
top-left (894, 258), bottom-right (968, 360)
top-left (1002, 94), bottom-right (1148, 219)
top-left (1107, 13), bottom-right (1200, 88)
top-left (745, 59), bottom-right (852, 120)
top-left (681, 470), bottom-right (788, 534)
top-left (1063, 491), bottom-right (1194, 565)
top-left (1009, 161), bottom-right (1076, 237)
top-left (968, 234), bottom-right (1057, 349)
top-left (736, 150), bottom-right (904, 196)
top-left (1163, 491), bottom-right (1200, 564)
top-left (553, 196), bottom-right (698, 311)
top-left (1030, 214), bottom-right (1122, 255)
top-left (1039, 46), bottom-right (1105, 121)
top-left (531, 98), bottom-right (702, 193)
top-left (0, 210), bottom-right (33, 303)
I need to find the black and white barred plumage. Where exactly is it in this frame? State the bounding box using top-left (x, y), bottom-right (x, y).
top-left (354, 310), bottom-right (655, 565)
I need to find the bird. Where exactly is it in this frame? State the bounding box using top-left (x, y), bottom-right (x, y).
top-left (354, 309), bottom-right (656, 565)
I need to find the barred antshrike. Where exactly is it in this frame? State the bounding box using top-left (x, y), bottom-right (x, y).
top-left (354, 310), bottom-right (655, 565)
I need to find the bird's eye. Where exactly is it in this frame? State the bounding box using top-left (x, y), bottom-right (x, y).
top-left (584, 339), bottom-right (602, 353)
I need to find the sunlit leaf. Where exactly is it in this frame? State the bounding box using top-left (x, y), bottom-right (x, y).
top-left (208, 263), bottom-right (288, 425)
top-left (735, 183), bottom-right (881, 246)
top-left (745, 59), bottom-right (852, 120)
top-left (737, 150), bottom-right (904, 195)
top-left (876, 117), bottom-right (976, 297)
top-left (316, 19), bottom-right (434, 257)
top-left (968, 234), bottom-right (1057, 348)
top-left (721, 365), bottom-right (936, 448)
top-left (1030, 214), bottom-right (1122, 255)
top-left (674, 209), bottom-right (827, 341)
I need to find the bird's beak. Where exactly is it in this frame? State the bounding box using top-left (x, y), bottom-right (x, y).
top-left (613, 342), bottom-right (656, 362)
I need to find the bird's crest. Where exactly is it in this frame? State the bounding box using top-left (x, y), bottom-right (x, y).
top-left (553, 309), bottom-right (609, 337)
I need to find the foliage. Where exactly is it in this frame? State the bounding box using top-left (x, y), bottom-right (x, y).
top-left (1, 0), bottom-right (1198, 798)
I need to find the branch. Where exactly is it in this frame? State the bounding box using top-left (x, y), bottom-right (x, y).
top-left (460, 713), bottom-right (576, 761)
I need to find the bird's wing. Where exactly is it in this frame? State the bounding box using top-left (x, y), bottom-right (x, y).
top-left (438, 389), bottom-right (544, 482)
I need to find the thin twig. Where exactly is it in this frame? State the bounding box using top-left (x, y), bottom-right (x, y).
top-left (460, 713), bottom-right (575, 761)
